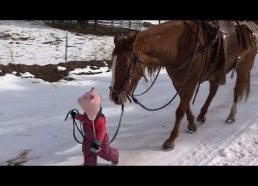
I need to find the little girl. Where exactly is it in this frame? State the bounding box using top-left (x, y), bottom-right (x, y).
top-left (70, 87), bottom-right (119, 166)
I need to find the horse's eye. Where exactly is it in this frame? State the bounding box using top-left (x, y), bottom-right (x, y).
top-left (123, 63), bottom-right (128, 68)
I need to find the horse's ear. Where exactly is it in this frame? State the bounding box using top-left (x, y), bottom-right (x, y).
top-left (114, 35), bottom-right (124, 46)
top-left (127, 31), bottom-right (138, 45)
top-left (124, 31), bottom-right (138, 50)
top-left (114, 35), bottom-right (119, 46)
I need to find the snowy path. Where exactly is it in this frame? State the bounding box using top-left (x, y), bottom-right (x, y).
top-left (0, 20), bottom-right (258, 165)
top-left (0, 58), bottom-right (257, 165)
top-left (116, 66), bottom-right (258, 165)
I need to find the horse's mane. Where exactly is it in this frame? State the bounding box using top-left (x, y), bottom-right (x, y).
top-left (136, 21), bottom-right (183, 77)
top-left (146, 65), bottom-right (162, 78)
top-left (136, 21), bottom-right (180, 55)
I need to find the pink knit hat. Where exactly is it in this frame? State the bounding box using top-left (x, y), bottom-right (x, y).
top-left (78, 87), bottom-right (102, 121)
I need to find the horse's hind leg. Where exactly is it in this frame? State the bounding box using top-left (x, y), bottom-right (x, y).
top-left (197, 80), bottom-right (219, 124)
top-left (226, 51), bottom-right (256, 123)
top-left (226, 26), bottom-right (257, 123)
top-left (226, 72), bottom-right (241, 123)
top-left (226, 101), bottom-right (237, 123)
top-left (226, 64), bottom-right (249, 123)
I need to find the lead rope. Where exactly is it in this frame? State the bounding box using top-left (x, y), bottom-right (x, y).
top-left (110, 104), bottom-right (124, 144)
top-left (64, 105), bottom-right (124, 145)
top-left (133, 66), bottom-right (161, 97)
top-left (64, 109), bottom-right (84, 144)
top-left (231, 20), bottom-right (242, 79)
top-left (192, 20), bottom-right (221, 105)
top-left (92, 120), bottom-right (96, 140)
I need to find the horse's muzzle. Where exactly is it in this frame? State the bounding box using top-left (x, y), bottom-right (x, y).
top-left (109, 86), bottom-right (122, 105)
top-left (109, 86), bottom-right (129, 105)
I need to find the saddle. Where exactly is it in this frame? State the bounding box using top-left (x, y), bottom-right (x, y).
top-left (219, 21), bottom-right (236, 34)
top-left (200, 21), bottom-right (255, 85)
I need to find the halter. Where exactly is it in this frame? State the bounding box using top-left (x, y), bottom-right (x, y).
top-left (109, 50), bottom-right (146, 102)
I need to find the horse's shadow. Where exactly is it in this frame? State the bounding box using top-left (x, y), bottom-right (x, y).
top-left (117, 143), bottom-right (165, 152)
top-left (137, 145), bottom-right (165, 152)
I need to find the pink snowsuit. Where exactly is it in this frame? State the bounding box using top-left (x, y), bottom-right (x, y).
top-left (75, 113), bottom-right (119, 166)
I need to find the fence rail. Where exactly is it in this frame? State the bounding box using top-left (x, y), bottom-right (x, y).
top-left (44, 20), bottom-right (144, 35)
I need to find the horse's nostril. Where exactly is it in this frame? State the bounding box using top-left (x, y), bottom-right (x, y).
top-left (111, 92), bottom-right (117, 99)
top-left (112, 93), bottom-right (121, 104)
top-left (114, 94), bottom-right (118, 100)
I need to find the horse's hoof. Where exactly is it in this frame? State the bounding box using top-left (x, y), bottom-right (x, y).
top-left (226, 118), bottom-right (235, 124)
top-left (163, 147), bottom-right (174, 151)
top-left (162, 145), bottom-right (175, 151)
top-left (185, 128), bottom-right (196, 134)
top-left (162, 140), bottom-right (175, 151)
top-left (197, 116), bottom-right (206, 124)
top-left (196, 120), bottom-right (205, 126)
top-left (187, 123), bottom-right (197, 132)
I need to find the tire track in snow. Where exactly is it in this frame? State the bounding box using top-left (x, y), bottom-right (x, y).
top-left (207, 118), bottom-right (258, 165)
top-left (175, 101), bottom-right (258, 165)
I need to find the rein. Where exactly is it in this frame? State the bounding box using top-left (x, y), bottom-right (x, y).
top-left (64, 109), bottom-right (84, 144)
top-left (131, 21), bottom-right (203, 111)
top-left (192, 20), bottom-right (221, 104)
top-left (230, 20), bottom-right (242, 79)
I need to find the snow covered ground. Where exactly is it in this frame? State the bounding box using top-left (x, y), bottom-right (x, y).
top-left (0, 59), bottom-right (258, 166)
top-left (0, 20), bottom-right (258, 166)
top-left (0, 20), bottom-right (114, 65)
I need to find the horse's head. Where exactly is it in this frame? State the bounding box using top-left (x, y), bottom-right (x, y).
top-left (109, 31), bottom-right (143, 105)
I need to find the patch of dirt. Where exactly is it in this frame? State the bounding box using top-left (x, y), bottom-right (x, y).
top-left (0, 32), bottom-right (12, 40)
top-left (63, 77), bottom-right (75, 81)
top-left (6, 149), bottom-right (31, 166)
top-left (11, 37), bottom-right (34, 41)
top-left (42, 39), bottom-right (63, 45)
top-left (0, 60), bottom-right (112, 82)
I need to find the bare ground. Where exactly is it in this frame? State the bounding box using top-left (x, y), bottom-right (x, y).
top-left (0, 60), bottom-right (112, 82)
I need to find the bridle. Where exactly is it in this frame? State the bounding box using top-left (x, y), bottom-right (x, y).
top-left (109, 51), bottom-right (145, 102)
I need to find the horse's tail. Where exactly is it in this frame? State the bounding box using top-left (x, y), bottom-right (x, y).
top-left (235, 68), bottom-right (251, 102)
top-left (235, 25), bottom-right (257, 102)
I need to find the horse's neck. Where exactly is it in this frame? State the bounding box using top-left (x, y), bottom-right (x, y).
top-left (135, 22), bottom-right (193, 67)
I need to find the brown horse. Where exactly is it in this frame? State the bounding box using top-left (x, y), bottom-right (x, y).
top-left (109, 20), bottom-right (257, 151)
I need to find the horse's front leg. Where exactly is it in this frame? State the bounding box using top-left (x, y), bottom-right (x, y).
top-left (163, 101), bottom-right (187, 151)
top-left (163, 85), bottom-right (196, 151)
top-left (186, 105), bottom-right (197, 133)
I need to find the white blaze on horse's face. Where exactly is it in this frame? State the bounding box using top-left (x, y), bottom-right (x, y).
top-left (111, 55), bottom-right (117, 88)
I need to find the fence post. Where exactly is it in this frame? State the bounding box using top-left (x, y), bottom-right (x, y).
top-left (65, 32), bottom-right (68, 63)
top-left (94, 20), bottom-right (97, 30)
top-left (111, 20), bottom-right (114, 31)
top-left (86, 20), bottom-right (88, 31)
